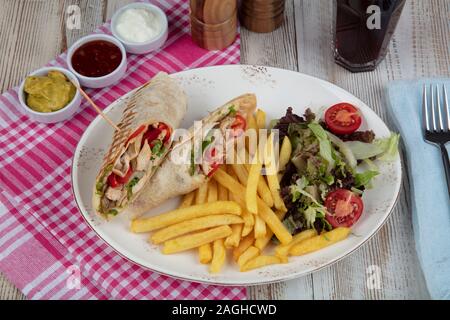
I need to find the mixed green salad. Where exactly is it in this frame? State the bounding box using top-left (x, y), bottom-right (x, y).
top-left (274, 103), bottom-right (399, 236)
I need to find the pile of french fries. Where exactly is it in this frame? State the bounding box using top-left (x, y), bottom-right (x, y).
top-left (131, 109), bottom-right (350, 273)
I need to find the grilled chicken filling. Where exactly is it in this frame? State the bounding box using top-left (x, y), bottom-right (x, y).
top-left (96, 122), bottom-right (171, 215)
top-left (189, 110), bottom-right (247, 177)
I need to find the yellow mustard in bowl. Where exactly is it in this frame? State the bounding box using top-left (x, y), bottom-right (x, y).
top-left (24, 70), bottom-right (76, 113)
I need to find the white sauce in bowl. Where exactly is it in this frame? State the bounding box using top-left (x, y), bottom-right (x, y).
top-left (115, 8), bottom-right (162, 43)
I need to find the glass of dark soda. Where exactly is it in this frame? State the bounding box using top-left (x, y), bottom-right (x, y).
top-left (334, 0), bottom-right (406, 72)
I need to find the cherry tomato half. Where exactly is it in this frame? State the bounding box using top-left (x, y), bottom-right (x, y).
top-left (143, 127), bottom-right (161, 146)
top-left (107, 167), bottom-right (132, 188)
top-left (107, 172), bottom-right (119, 188)
top-left (116, 166), bottom-right (133, 184)
top-left (230, 114), bottom-right (246, 136)
top-left (107, 166), bottom-right (133, 188)
top-left (324, 189), bottom-right (363, 228)
top-left (157, 123), bottom-right (172, 143)
top-left (324, 103), bottom-right (362, 135)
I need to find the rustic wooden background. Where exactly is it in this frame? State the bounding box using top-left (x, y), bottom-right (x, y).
top-left (1, 0), bottom-right (449, 299)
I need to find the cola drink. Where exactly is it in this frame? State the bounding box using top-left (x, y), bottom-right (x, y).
top-left (334, 0), bottom-right (406, 72)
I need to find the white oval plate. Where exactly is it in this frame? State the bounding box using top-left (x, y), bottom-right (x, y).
top-left (72, 65), bottom-right (401, 286)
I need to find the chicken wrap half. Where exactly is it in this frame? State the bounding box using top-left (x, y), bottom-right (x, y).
top-left (127, 93), bottom-right (257, 217)
top-left (93, 72), bottom-right (187, 219)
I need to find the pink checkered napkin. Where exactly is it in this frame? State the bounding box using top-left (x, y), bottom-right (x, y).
top-left (0, 0), bottom-right (245, 300)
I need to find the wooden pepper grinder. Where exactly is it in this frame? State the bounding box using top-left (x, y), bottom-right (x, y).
top-left (190, 0), bottom-right (238, 50)
top-left (239, 0), bottom-right (286, 33)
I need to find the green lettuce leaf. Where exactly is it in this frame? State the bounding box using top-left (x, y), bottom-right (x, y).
top-left (282, 215), bottom-right (301, 235)
top-left (308, 123), bottom-right (335, 172)
top-left (303, 206), bottom-right (317, 229)
top-left (106, 209), bottom-right (118, 216)
top-left (151, 139), bottom-right (163, 156)
top-left (354, 170), bottom-right (379, 188)
top-left (227, 105), bottom-right (236, 116)
top-left (344, 140), bottom-right (384, 159)
top-left (378, 133), bottom-right (400, 161)
top-left (344, 132), bottom-right (400, 161)
top-left (303, 204), bottom-right (330, 230)
top-left (327, 131), bottom-right (357, 168)
top-left (126, 177), bottom-right (140, 199)
top-left (291, 177), bottom-right (325, 208)
top-left (363, 158), bottom-right (378, 171)
top-left (201, 135), bottom-right (215, 153)
top-left (189, 147), bottom-right (195, 176)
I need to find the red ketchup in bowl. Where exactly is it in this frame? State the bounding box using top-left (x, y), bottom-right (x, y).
top-left (71, 40), bottom-right (122, 78)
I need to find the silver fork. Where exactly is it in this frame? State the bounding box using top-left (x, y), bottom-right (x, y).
top-left (422, 84), bottom-right (450, 198)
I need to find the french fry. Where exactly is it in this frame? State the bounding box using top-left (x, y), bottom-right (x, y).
top-left (210, 239), bottom-right (226, 273)
top-left (213, 169), bottom-right (292, 245)
top-left (233, 233), bottom-right (255, 261)
top-left (242, 148), bottom-right (274, 208)
top-left (266, 174), bottom-right (286, 211)
top-left (241, 209), bottom-right (255, 237)
top-left (218, 179), bottom-right (228, 201)
top-left (198, 180), bottom-right (219, 263)
top-left (240, 255), bottom-right (287, 272)
top-left (150, 214), bottom-right (244, 244)
top-left (224, 224), bottom-right (243, 248)
top-left (162, 225), bottom-right (232, 254)
top-left (233, 156), bottom-right (274, 208)
top-left (207, 179), bottom-right (218, 202)
top-left (245, 113), bottom-right (258, 152)
top-left (179, 191), bottom-right (195, 209)
top-left (256, 176), bottom-right (274, 208)
top-left (130, 201), bottom-right (241, 232)
top-left (254, 232), bottom-right (272, 251)
top-left (247, 113), bottom-right (258, 132)
top-left (237, 246), bottom-right (260, 268)
top-left (278, 136), bottom-right (292, 173)
top-left (231, 163), bottom-right (248, 186)
top-left (289, 227), bottom-right (351, 256)
top-left (246, 153), bottom-right (262, 214)
top-left (254, 215), bottom-right (267, 239)
top-left (197, 182), bottom-right (210, 263)
top-left (275, 229), bottom-right (318, 257)
top-left (242, 148), bottom-right (252, 169)
top-left (199, 243), bottom-right (213, 264)
top-left (264, 134), bottom-right (287, 212)
top-left (228, 181), bottom-right (253, 238)
top-left (275, 209), bottom-right (286, 220)
top-left (256, 109), bottom-right (266, 130)
top-left (195, 182), bottom-right (208, 205)
top-left (254, 209), bottom-right (286, 251)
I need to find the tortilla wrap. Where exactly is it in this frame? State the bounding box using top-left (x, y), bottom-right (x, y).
top-left (93, 72), bottom-right (187, 219)
top-left (127, 93), bottom-right (257, 217)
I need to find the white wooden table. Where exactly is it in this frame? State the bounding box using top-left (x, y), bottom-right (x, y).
top-left (1, 0), bottom-right (449, 300)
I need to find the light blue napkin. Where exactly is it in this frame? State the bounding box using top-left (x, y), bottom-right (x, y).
top-left (386, 79), bottom-right (450, 300)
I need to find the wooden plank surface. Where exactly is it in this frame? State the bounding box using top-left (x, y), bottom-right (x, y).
top-left (1, 0), bottom-right (448, 300)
